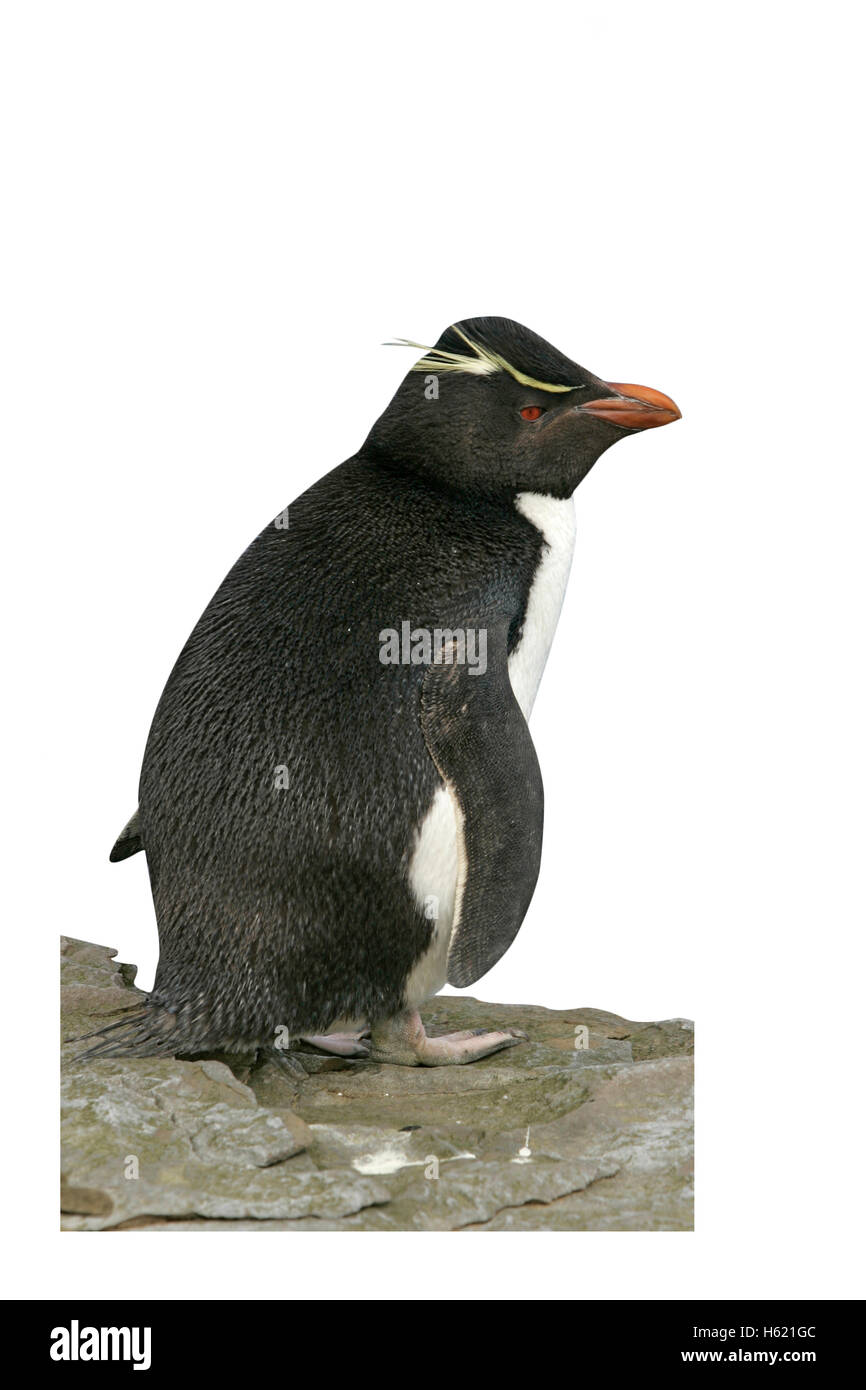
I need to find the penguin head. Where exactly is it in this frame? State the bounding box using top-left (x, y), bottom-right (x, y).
top-left (367, 317), bottom-right (680, 498)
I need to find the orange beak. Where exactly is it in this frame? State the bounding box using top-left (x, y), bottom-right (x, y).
top-left (582, 382), bottom-right (682, 430)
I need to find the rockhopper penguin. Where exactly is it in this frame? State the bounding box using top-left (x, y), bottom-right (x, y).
top-left (91, 318), bottom-right (680, 1066)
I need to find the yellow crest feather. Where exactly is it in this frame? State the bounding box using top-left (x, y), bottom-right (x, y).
top-left (386, 328), bottom-right (576, 394)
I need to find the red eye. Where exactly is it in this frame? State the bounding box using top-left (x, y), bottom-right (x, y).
top-left (520, 405), bottom-right (543, 421)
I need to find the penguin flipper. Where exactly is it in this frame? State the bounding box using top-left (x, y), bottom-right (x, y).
top-left (420, 622), bottom-right (544, 989)
top-left (109, 808), bottom-right (143, 862)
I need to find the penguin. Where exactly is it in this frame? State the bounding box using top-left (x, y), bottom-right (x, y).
top-left (88, 317), bottom-right (680, 1067)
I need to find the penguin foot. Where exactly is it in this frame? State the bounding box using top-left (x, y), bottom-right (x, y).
top-left (368, 1009), bottom-right (527, 1067)
top-left (269, 1048), bottom-right (310, 1080)
top-left (298, 1030), bottom-right (371, 1058)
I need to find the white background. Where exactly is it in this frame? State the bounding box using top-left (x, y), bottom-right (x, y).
top-left (2, 0), bottom-right (864, 1300)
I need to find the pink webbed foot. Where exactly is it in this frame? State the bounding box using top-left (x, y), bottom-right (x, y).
top-left (368, 1010), bottom-right (527, 1067)
top-left (298, 1030), bottom-right (371, 1058)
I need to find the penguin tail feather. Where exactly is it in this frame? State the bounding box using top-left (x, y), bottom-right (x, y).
top-left (72, 1004), bottom-right (180, 1060)
top-left (110, 808), bottom-right (144, 863)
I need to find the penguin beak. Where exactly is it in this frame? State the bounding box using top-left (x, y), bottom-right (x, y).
top-left (581, 382), bottom-right (681, 431)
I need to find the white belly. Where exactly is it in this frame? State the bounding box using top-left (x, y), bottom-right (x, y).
top-left (403, 491), bottom-right (576, 1007)
top-left (507, 492), bottom-right (577, 718)
top-left (404, 783), bottom-right (464, 1008)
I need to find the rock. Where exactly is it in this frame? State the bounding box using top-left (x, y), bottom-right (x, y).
top-left (60, 937), bottom-right (693, 1230)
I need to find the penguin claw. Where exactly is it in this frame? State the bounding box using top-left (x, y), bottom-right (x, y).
top-left (269, 1049), bottom-right (309, 1080)
top-left (267, 1047), bottom-right (360, 1079)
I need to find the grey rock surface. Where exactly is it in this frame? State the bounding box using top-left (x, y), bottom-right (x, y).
top-left (61, 937), bottom-right (693, 1231)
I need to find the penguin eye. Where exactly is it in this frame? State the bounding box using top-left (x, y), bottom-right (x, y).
top-left (519, 405), bottom-right (544, 422)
